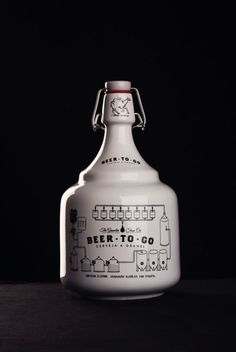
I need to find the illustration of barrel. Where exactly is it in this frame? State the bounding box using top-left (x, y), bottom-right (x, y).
top-left (134, 207), bottom-right (140, 220)
top-left (142, 207), bottom-right (148, 219)
top-left (150, 207), bottom-right (156, 219)
top-left (92, 209), bottom-right (99, 219)
top-left (109, 207), bottom-right (116, 219)
top-left (107, 256), bottom-right (120, 272)
top-left (70, 247), bottom-right (78, 271)
top-left (80, 256), bottom-right (91, 272)
top-left (159, 249), bottom-right (168, 270)
top-left (101, 207), bottom-right (107, 219)
top-left (149, 249), bottom-right (158, 271)
top-left (93, 256), bottom-right (105, 272)
top-left (125, 208), bottom-right (132, 219)
top-left (117, 208), bottom-right (124, 219)
top-left (160, 213), bottom-right (171, 259)
top-left (136, 250), bottom-right (147, 271)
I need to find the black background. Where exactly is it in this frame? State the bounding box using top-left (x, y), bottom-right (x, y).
top-left (1, 1), bottom-right (235, 281)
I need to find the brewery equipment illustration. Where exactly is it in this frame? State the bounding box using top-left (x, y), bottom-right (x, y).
top-left (68, 204), bottom-right (171, 273)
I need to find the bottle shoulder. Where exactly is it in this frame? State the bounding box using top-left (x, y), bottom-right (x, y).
top-left (61, 163), bottom-right (177, 201)
top-left (61, 179), bottom-right (178, 208)
top-left (78, 160), bottom-right (160, 184)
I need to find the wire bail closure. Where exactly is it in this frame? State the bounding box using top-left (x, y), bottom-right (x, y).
top-left (91, 87), bottom-right (146, 131)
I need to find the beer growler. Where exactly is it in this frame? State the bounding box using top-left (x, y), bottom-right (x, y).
top-left (60, 81), bottom-right (180, 300)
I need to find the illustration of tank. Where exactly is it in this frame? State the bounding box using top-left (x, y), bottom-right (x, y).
top-left (159, 249), bottom-right (168, 270)
top-left (136, 250), bottom-right (147, 271)
top-left (106, 256), bottom-right (120, 272)
top-left (80, 256), bottom-right (91, 272)
top-left (70, 209), bottom-right (77, 224)
top-left (149, 249), bottom-right (158, 271)
top-left (70, 226), bottom-right (78, 240)
top-left (69, 247), bottom-right (78, 271)
top-left (93, 256), bottom-right (105, 272)
top-left (160, 212), bottom-right (171, 259)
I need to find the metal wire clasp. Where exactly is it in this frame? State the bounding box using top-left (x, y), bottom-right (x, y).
top-left (131, 87), bottom-right (146, 130)
top-left (91, 87), bottom-right (146, 131)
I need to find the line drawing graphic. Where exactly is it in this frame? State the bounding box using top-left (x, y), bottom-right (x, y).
top-left (106, 256), bottom-right (120, 272)
top-left (69, 209), bottom-right (87, 272)
top-left (92, 204), bottom-right (165, 221)
top-left (69, 204), bottom-right (172, 273)
top-left (110, 97), bottom-right (131, 116)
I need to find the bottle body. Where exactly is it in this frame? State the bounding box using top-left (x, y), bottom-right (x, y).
top-left (60, 180), bottom-right (180, 299)
top-left (60, 81), bottom-right (180, 299)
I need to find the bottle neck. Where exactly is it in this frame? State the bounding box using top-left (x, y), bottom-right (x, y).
top-left (102, 123), bottom-right (138, 155)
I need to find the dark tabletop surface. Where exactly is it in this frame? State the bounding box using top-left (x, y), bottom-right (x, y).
top-left (0, 279), bottom-right (235, 352)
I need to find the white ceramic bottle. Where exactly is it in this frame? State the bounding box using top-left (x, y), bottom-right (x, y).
top-left (60, 81), bottom-right (180, 300)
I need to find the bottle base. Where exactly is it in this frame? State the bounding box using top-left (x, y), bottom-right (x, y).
top-left (84, 292), bottom-right (164, 301)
